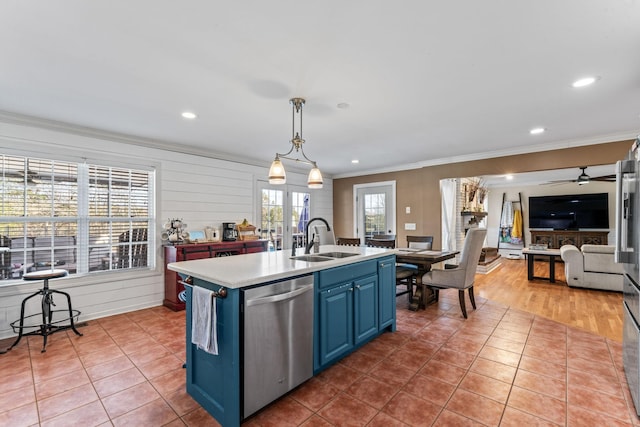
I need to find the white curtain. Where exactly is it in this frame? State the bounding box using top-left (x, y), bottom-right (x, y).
top-left (440, 178), bottom-right (457, 252)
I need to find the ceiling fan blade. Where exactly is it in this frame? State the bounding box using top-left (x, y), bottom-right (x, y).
top-left (541, 179), bottom-right (576, 185)
top-left (590, 174), bottom-right (616, 182)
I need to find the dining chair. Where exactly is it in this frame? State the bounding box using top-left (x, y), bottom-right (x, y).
top-left (117, 228), bottom-right (148, 268)
top-left (406, 235), bottom-right (433, 250)
top-left (365, 239), bottom-right (395, 249)
top-left (336, 237), bottom-right (360, 246)
top-left (421, 228), bottom-right (486, 318)
top-left (0, 235), bottom-right (11, 280)
top-left (371, 233), bottom-right (395, 242)
top-left (395, 266), bottom-right (417, 298)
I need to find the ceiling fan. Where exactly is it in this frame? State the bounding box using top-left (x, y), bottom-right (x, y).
top-left (545, 166), bottom-right (616, 185)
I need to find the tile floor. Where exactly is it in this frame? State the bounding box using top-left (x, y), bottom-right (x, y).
top-left (1, 290), bottom-right (639, 426)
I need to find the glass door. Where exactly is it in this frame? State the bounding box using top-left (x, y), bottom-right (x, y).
top-left (354, 182), bottom-right (396, 243)
top-left (257, 182), bottom-right (310, 251)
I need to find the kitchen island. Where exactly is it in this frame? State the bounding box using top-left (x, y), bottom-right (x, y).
top-left (168, 245), bottom-right (396, 427)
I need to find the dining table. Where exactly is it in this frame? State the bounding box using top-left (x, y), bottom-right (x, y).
top-left (395, 248), bottom-right (459, 310)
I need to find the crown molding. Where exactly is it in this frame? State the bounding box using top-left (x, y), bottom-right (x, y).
top-left (332, 131), bottom-right (638, 179)
top-left (0, 110), bottom-right (330, 178)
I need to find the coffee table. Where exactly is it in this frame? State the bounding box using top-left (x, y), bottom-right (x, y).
top-left (522, 247), bottom-right (562, 283)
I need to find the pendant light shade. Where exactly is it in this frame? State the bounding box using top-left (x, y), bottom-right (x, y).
top-left (268, 157), bottom-right (286, 184)
top-left (268, 98), bottom-right (323, 189)
top-left (307, 165), bottom-right (323, 189)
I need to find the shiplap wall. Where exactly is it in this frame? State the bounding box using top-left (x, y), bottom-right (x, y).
top-left (0, 120), bottom-right (333, 339)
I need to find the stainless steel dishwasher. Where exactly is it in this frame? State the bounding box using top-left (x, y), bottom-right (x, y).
top-left (242, 274), bottom-right (314, 418)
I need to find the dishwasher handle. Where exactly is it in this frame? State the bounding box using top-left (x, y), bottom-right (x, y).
top-left (245, 283), bottom-right (313, 306)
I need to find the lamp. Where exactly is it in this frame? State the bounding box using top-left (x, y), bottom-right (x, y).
top-left (268, 98), bottom-right (323, 189)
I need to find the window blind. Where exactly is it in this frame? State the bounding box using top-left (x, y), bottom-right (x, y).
top-left (0, 154), bottom-right (155, 281)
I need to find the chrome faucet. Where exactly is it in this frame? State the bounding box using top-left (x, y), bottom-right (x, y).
top-left (305, 217), bottom-right (331, 254)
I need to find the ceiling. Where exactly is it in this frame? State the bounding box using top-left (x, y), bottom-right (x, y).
top-left (482, 164), bottom-right (616, 188)
top-left (1, 1), bottom-right (639, 178)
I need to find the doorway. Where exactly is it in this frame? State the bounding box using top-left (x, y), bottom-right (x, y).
top-left (353, 181), bottom-right (396, 243)
top-left (257, 182), bottom-right (311, 251)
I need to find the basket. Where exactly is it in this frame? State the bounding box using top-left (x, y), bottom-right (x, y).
top-left (237, 224), bottom-right (258, 241)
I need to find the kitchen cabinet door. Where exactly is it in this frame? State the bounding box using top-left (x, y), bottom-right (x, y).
top-left (377, 256), bottom-right (395, 330)
top-left (354, 274), bottom-right (378, 345)
top-left (318, 283), bottom-right (354, 366)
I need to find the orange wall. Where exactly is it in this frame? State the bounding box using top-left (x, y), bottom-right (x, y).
top-left (333, 140), bottom-right (633, 248)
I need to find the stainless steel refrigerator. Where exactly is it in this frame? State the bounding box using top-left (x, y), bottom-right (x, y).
top-left (616, 136), bottom-right (640, 415)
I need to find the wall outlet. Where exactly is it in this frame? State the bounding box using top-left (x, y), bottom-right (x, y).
top-left (404, 223), bottom-right (416, 230)
top-left (405, 206), bottom-right (411, 214)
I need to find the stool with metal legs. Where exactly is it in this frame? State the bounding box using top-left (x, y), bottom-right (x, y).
top-left (5, 269), bottom-right (83, 353)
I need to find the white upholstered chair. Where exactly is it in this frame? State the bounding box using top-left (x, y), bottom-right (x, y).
top-left (421, 228), bottom-right (486, 318)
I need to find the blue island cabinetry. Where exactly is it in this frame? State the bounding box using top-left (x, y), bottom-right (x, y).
top-left (315, 256), bottom-right (396, 371)
top-left (183, 255), bottom-right (396, 427)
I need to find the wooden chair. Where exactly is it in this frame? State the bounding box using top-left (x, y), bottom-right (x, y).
top-left (406, 235), bottom-right (433, 250)
top-left (336, 237), bottom-right (360, 246)
top-left (0, 235), bottom-right (11, 280)
top-left (365, 239), bottom-right (395, 249)
top-left (118, 228), bottom-right (148, 268)
top-left (395, 266), bottom-right (416, 297)
top-left (395, 236), bottom-right (433, 299)
top-left (371, 234), bottom-right (395, 241)
top-left (422, 228), bottom-right (486, 318)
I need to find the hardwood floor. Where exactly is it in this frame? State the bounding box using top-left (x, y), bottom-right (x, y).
top-left (474, 257), bottom-right (624, 341)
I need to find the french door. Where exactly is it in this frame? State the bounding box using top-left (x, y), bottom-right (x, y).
top-left (257, 182), bottom-right (310, 251)
top-left (354, 182), bottom-right (396, 243)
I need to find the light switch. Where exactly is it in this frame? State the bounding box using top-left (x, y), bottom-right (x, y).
top-left (404, 223), bottom-right (416, 230)
top-left (405, 206), bottom-right (411, 214)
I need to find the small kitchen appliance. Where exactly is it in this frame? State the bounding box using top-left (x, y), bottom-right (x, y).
top-left (222, 222), bottom-right (237, 241)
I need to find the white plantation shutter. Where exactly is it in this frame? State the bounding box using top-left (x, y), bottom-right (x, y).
top-left (0, 154), bottom-right (155, 281)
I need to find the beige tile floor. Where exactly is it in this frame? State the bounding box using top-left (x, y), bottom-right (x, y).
top-left (1, 290), bottom-right (639, 426)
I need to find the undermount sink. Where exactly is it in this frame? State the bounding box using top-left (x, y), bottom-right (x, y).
top-left (290, 255), bottom-right (334, 262)
top-left (317, 252), bottom-right (359, 258)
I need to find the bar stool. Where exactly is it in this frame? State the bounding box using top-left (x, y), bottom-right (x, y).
top-left (6, 269), bottom-right (83, 353)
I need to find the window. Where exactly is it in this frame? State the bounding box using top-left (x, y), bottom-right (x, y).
top-left (0, 154), bottom-right (155, 281)
top-left (257, 183), bottom-right (310, 251)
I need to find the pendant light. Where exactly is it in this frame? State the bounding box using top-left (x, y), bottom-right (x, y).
top-left (268, 98), bottom-right (323, 189)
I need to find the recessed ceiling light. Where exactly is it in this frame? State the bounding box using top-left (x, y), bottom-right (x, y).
top-left (529, 127), bottom-right (545, 135)
top-left (351, 159), bottom-right (359, 164)
top-left (181, 111), bottom-right (197, 119)
top-left (572, 76), bottom-right (599, 88)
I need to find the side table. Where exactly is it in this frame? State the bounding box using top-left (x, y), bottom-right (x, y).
top-left (522, 248), bottom-right (563, 283)
top-left (2, 269), bottom-right (83, 354)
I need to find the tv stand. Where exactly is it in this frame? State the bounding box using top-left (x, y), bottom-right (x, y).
top-left (529, 230), bottom-right (609, 249)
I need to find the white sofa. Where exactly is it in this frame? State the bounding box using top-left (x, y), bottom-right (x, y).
top-left (560, 244), bottom-right (623, 292)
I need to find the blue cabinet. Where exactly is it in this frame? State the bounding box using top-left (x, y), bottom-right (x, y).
top-left (318, 282), bottom-right (353, 366)
top-left (377, 257), bottom-right (396, 330)
top-left (354, 274), bottom-right (378, 343)
top-left (315, 255), bottom-right (396, 371)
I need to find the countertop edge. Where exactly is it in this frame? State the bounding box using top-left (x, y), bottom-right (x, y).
top-left (167, 246), bottom-right (395, 289)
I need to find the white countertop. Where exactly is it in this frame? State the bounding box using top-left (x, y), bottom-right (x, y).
top-left (167, 245), bottom-right (394, 288)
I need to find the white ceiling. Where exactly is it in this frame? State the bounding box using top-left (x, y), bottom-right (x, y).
top-left (482, 164), bottom-right (616, 188)
top-left (1, 1), bottom-right (639, 178)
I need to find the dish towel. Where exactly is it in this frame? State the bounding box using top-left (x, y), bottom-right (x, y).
top-left (191, 287), bottom-right (219, 355)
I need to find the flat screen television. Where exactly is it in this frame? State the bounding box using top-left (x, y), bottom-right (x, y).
top-left (528, 193), bottom-right (609, 230)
